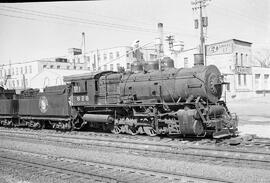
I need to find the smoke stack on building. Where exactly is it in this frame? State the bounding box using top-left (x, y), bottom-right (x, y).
top-left (157, 23), bottom-right (164, 70)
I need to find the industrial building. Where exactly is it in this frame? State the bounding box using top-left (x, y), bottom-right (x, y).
top-left (0, 54), bottom-right (88, 91)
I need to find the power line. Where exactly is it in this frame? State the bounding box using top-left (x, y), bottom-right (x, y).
top-left (49, 4), bottom-right (195, 35)
top-left (0, 5), bottom-right (199, 39)
top-left (0, 5), bottom-right (159, 33)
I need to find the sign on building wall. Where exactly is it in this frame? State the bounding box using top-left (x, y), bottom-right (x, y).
top-left (206, 42), bottom-right (233, 56)
top-left (233, 66), bottom-right (252, 74)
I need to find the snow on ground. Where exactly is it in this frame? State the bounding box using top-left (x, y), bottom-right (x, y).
top-left (227, 95), bottom-right (270, 138)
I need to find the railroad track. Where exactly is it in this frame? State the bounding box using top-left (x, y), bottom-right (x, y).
top-left (2, 127), bottom-right (270, 149)
top-left (0, 148), bottom-right (229, 183)
top-left (1, 129), bottom-right (270, 170)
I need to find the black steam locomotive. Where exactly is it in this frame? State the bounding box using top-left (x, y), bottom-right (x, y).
top-left (0, 58), bottom-right (238, 138)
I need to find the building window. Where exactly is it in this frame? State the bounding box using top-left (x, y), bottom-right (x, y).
top-left (20, 67), bottom-right (23, 74)
top-left (235, 52), bottom-right (238, 66)
top-left (17, 80), bottom-right (19, 87)
top-left (103, 54), bottom-right (107, 60)
top-left (126, 51), bottom-right (130, 57)
top-left (73, 66), bottom-right (76, 69)
top-left (246, 54), bottom-right (248, 65)
top-left (243, 74), bottom-right (246, 86)
top-left (238, 74), bottom-right (241, 86)
top-left (67, 66), bottom-right (70, 69)
top-left (116, 63), bottom-right (120, 70)
top-left (11, 68), bottom-right (14, 75)
top-left (184, 57), bottom-right (188, 68)
top-left (110, 64), bottom-right (113, 71)
top-left (57, 65), bottom-right (60, 69)
top-left (43, 65), bottom-right (47, 69)
top-left (80, 67), bottom-right (83, 70)
top-left (104, 65), bottom-right (107, 71)
top-left (16, 68), bottom-right (18, 75)
top-left (25, 66), bottom-right (27, 74)
top-left (255, 74), bottom-right (260, 79)
top-left (109, 52), bottom-right (113, 60)
top-left (98, 66), bottom-right (101, 71)
top-left (264, 74), bottom-right (269, 89)
top-left (50, 65), bottom-right (54, 69)
top-left (116, 51), bottom-right (120, 58)
top-left (126, 63), bottom-right (131, 69)
top-left (240, 53), bottom-right (243, 66)
top-left (255, 74), bottom-right (260, 89)
top-left (29, 66), bottom-right (32, 73)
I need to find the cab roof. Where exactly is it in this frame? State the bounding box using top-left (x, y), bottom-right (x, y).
top-left (63, 71), bottom-right (116, 82)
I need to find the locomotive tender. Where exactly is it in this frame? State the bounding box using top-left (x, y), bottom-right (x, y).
top-left (0, 58), bottom-right (238, 138)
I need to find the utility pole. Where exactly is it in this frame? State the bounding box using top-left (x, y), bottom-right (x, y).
top-left (166, 35), bottom-right (175, 53)
top-left (157, 23), bottom-right (164, 70)
top-left (191, 0), bottom-right (210, 65)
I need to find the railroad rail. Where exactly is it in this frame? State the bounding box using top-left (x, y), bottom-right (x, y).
top-left (1, 129), bottom-right (270, 170)
top-left (0, 148), bottom-right (230, 183)
top-left (1, 127), bottom-right (269, 149)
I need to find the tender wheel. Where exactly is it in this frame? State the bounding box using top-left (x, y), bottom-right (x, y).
top-left (127, 126), bottom-right (138, 136)
top-left (143, 126), bottom-right (157, 137)
top-left (111, 125), bottom-right (121, 134)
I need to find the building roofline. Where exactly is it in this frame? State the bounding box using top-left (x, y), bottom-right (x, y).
top-left (206, 39), bottom-right (252, 46)
top-left (86, 45), bottom-right (132, 53)
top-left (181, 47), bottom-right (198, 52)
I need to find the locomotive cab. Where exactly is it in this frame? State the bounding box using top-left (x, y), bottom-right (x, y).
top-left (63, 71), bottom-right (117, 106)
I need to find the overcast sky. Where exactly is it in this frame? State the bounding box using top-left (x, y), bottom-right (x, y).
top-left (0, 0), bottom-right (269, 64)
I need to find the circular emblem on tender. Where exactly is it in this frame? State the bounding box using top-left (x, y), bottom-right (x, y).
top-left (39, 96), bottom-right (48, 113)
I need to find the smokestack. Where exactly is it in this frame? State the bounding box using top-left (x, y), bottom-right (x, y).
top-left (194, 53), bottom-right (204, 66)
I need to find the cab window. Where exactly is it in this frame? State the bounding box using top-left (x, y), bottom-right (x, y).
top-left (72, 80), bottom-right (87, 93)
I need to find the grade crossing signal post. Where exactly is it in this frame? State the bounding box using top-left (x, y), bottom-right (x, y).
top-left (191, 0), bottom-right (210, 65)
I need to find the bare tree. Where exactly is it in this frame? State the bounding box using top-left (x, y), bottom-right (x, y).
top-left (253, 48), bottom-right (270, 67)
